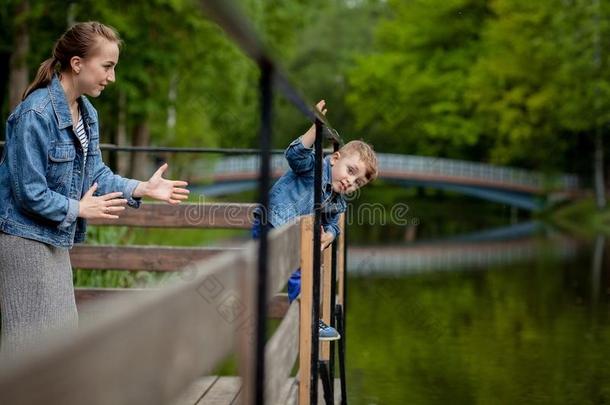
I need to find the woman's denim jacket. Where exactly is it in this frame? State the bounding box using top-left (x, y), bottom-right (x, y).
top-left (0, 75), bottom-right (140, 248)
top-left (254, 137), bottom-right (347, 238)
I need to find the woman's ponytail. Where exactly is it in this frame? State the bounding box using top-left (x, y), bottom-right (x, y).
top-left (22, 57), bottom-right (58, 101)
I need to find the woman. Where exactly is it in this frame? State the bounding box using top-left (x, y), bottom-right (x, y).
top-left (0, 21), bottom-right (189, 356)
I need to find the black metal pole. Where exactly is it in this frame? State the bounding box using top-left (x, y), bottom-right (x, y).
top-left (311, 119), bottom-right (324, 404)
top-left (319, 361), bottom-right (334, 404)
top-left (329, 240), bottom-right (338, 397)
top-left (340, 211), bottom-right (349, 404)
top-left (328, 142), bottom-right (340, 397)
top-left (337, 306), bottom-right (347, 405)
top-left (254, 59), bottom-right (273, 405)
top-left (343, 215), bottom-right (348, 339)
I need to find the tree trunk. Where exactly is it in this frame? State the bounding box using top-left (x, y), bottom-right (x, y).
top-left (8, 0), bottom-right (30, 110)
top-left (167, 73), bottom-right (178, 142)
top-left (592, 0), bottom-right (606, 209)
top-left (591, 234), bottom-right (605, 305)
top-left (130, 121), bottom-right (150, 180)
top-left (594, 128), bottom-right (606, 209)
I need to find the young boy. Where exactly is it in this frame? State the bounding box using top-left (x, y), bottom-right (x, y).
top-left (252, 100), bottom-right (378, 340)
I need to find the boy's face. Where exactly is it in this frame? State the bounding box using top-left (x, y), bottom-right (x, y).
top-left (329, 152), bottom-right (369, 194)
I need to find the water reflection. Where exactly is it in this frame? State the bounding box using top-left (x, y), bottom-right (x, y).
top-left (348, 222), bottom-right (579, 276)
top-left (347, 224), bottom-right (610, 404)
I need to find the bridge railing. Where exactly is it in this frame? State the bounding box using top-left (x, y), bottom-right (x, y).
top-left (0, 204), bottom-right (347, 404)
top-left (210, 153), bottom-right (580, 193)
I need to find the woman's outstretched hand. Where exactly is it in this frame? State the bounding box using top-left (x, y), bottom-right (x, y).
top-left (78, 183), bottom-right (127, 219)
top-left (134, 163), bottom-right (190, 204)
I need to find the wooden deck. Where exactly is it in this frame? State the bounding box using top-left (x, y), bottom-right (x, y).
top-left (171, 376), bottom-right (341, 405)
top-left (0, 204), bottom-right (346, 405)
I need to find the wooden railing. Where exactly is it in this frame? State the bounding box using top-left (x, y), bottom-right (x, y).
top-left (0, 202), bottom-right (346, 404)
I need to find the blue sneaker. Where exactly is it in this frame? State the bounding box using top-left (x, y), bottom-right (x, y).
top-left (319, 320), bottom-right (340, 341)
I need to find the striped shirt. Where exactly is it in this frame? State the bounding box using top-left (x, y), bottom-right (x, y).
top-left (75, 112), bottom-right (88, 164)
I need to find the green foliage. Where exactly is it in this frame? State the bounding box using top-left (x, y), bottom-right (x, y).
top-left (551, 197), bottom-right (610, 238)
top-left (347, 0), bottom-right (488, 157)
top-left (3, 0), bottom-right (610, 175)
top-left (346, 0), bottom-right (610, 173)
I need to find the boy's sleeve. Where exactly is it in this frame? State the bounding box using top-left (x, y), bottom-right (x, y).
top-left (323, 213), bottom-right (341, 240)
top-left (284, 136), bottom-right (314, 174)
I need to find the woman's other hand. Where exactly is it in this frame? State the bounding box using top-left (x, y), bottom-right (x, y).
top-left (78, 183), bottom-right (127, 219)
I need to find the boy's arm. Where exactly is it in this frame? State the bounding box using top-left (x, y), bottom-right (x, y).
top-left (285, 100), bottom-right (328, 174)
top-left (299, 100), bottom-right (327, 148)
top-left (321, 211), bottom-right (341, 250)
top-left (321, 228), bottom-right (336, 251)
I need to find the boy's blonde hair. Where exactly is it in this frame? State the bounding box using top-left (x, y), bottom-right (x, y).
top-left (339, 140), bottom-right (378, 182)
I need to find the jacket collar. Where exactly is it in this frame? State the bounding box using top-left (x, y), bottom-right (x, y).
top-left (48, 74), bottom-right (97, 129)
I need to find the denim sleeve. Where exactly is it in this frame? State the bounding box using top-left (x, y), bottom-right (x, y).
top-left (89, 155), bottom-right (141, 209)
top-left (7, 111), bottom-right (79, 229)
top-left (284, 136), bottom-right (315, 174)
top-left (323, 213), bottom-right (341, 239)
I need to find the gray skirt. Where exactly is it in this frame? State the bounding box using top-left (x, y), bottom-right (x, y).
top-left (0, 232), bottom-right (78, 358)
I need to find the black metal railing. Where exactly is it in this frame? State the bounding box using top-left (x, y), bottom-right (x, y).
top-left (197, 2), bottom-right (346, 403)
top-left (196, 2), bottom-right (346, 403)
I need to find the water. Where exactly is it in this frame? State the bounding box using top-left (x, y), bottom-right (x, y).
top-left (345, 193), bottom-right (610, 404)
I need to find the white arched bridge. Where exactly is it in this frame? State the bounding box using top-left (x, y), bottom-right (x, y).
top-left (196, 154), bottom-right (580, 211)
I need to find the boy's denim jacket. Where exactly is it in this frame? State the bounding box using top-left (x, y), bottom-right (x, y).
top-left (255, 137), bottom-right (347, 238)
top-left (0, 75), bottom-right (140, 248)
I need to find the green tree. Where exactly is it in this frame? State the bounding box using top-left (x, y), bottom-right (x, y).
top-left (467, 0), bottom-right (567, 169)
top-left (347, 0), bottom-right (489, 157)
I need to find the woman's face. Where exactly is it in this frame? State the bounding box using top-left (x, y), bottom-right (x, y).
top-left (77, 38), bottom-right (119, 97)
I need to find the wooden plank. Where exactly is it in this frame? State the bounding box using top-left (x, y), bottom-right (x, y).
top-left (337, 214), bottom-right (345, 307)
top-left (237, 220), bottom-right (301, 405)
top-left (75, 288), bottom-right (153, 303)
top-left (320, 246), bottom-right (333, 361)
top-left (0, 243), bottom-right (257, 405)
top-left (334, 378), bottom-right (342, 404)
top-left (171, 376), bottom-right (218, 405)
top-left (70, 245), bottom-right (236, 271)
top-left (75, 288), bottom-right (155, 324)
top-left (231, 387), bottom-right (242, 405)
top-left (197, 377), bottom-right (241, 405)
top-left (75, 287), bottom-right (153, 300)
top-left (235, 244), bottom-right (257, 405)
top-left (88, 202), bottom-right (256, 229)
top-left (267, 221), bottom-right (301, 297)
top-left (278, 378), bottom-right (298, 405)
top-left (264, 302), bottom-right (300, 404)
top-left (298, 216), bottom-right (314, 404)
top-left (75, 288), bottom-right (289, 320)
top-left (267, 293), bottom-right (289, 319)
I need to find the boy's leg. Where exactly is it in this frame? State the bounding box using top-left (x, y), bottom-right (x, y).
top-left (253, 218), bottom-right (302, 303)
top-left (251, 215), bottom-right (262, 239)
top-left (287, 269), bottom-right (301, 302)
